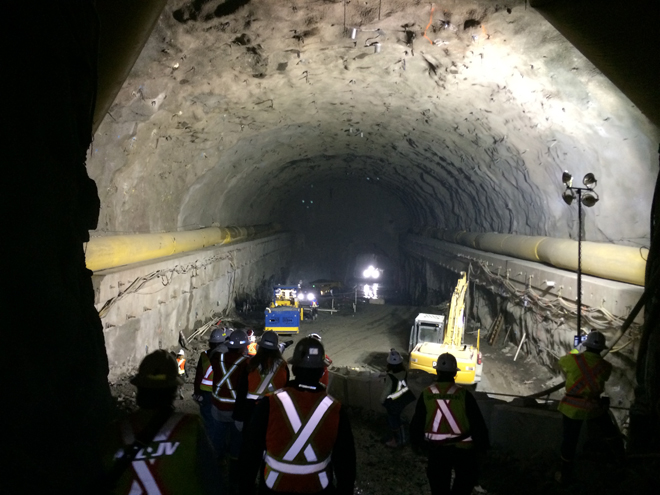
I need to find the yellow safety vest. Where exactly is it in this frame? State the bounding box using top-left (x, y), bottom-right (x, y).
top-left (558, 352), bottom-right (611, 420)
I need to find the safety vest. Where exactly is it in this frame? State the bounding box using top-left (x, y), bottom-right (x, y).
top-left (247, 342), bottom-right (257, 356)
top-left (246, 359), bottom-right (288, 400)
top-left (422, 383), bottom-right (472, 448)
top-left (558, 352), bottom-right (612, 420)
top-left (199, 351), bottom-right (213, 392)
top-left (264, 388), bottom-right (341, 493)
top-left (212, 352), bottom-right (247, 410)
top-left (386, 374), bottom-right (410, 401)
top-left (177, 357), bottom-right (186, 376)
top-left (104, 411), bottom-right (212, 494)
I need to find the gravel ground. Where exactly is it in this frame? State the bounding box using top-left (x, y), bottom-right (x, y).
top-left (107, 303), bottom-right (654, 494)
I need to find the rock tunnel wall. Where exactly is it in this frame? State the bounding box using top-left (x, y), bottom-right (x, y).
top-left (93, 233), bottom-right (293, 380)
top-left (87, 0), bottom-right (659, 251)
top-left (400, 235), bottom-right (641, 409)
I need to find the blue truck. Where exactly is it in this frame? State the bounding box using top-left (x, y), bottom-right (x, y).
top-left (264, 286), bottom-right (302, 335)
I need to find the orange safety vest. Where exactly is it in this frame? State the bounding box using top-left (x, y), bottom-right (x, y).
top-left (320, 355), bottom-right (332, 387)
top-left (422, 383), bottom-right (473, 448)
top-left (264, 388), bottom-right (341, 493)
top-left (177, 357), bottom-right (186, 376)
top-left (558, 352), bottom-right (612, 420)
top-left (212, 352), bottom-right (247, 411)
top-left (197, 351), bottom-right (214, 392)
top-left (246, 360), bottom-right (288, 400)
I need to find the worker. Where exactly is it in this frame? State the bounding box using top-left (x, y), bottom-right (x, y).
top-left (176, 349), bottom-right (187, 399)
top-left (410, 353), bottom-right (489, 495)
top-left (311, 299), bottom-right (319, 321)
top-left (309, 333), bottom-right (332, 387)
top-left (194, 326), bottom-right (228, 439)
top-left (239, 337), bottom-right (356, 495)
top-left (101, 350), bottom-right (220, 494)
top-left (234, 331), bottom-right (290, 430)
top-left (176, 349), bottom-right (187, 376)
top-left (247, 329), bottom-right (258, 356)
top-left (556, 330), bottom-right (621, 485)
top-left (380, 348), bottom-right (415, 448)
top-left (211, 328), bottom-right (250, 488)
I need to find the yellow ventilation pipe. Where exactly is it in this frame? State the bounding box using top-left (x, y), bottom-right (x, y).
top-left (421, 228), bottom-right (648, 286)
top-left (85, 224), bottom-right (281, 272)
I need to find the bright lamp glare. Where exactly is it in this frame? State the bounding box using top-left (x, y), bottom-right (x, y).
top-left (307, 293), bottom-right (316, 301)
top-left (363, 266), bottom-right (380, 278)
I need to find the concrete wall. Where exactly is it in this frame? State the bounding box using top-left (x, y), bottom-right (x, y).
top-left (93, 233), bottom-right (294, 380)
top-left (329, 367), bottom-right (589, 458)
top-left (400, 234), bottom-right (641, 410)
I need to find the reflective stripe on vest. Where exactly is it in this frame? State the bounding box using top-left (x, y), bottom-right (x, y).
top-left (177, 358), bottom-right (186, 376)
top-left (246, 361), bottom-right (282, 400)
top-left (425, 384), bottom-right (472, 443)
top-left (119, 413), bottom-right (185, 495)
top-left (566, 354), bottom-right (607, 397)
top-left (200, 352), bottom-right (213, 388)
top-left (264, 391), bottom-right (334, 489)
top-left (213, 354), bottom-right (246, 403)
top-left (387, 378), bottom-right (410, 400)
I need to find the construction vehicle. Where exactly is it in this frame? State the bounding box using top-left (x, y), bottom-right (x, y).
top-left (408, 272), bottom-right (483, 385)
top-left (264, 285), bottom-right (303, 335)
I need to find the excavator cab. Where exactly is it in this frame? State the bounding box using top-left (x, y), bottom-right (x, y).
top-left (409, 314), bottom-right (445, 352)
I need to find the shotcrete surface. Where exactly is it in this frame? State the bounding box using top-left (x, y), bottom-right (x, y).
top-left (88, 0), bottom-right (658, 254)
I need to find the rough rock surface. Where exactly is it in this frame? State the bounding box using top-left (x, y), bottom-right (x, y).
top-left (88, 0), bottom-right (658, 269)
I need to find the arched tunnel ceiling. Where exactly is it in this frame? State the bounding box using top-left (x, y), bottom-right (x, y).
top-left (88, 0), bottom-right (659, 249)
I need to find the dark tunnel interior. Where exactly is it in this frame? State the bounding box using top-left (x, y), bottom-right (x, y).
top-left (4, 0), bottom-right (660, 493)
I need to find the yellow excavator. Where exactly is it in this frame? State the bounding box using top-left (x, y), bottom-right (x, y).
top-left (408, 272), bottom-right (483, 385)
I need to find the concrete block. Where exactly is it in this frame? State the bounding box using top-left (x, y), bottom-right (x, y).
top-left (490, 404), bottom-right (562, 456)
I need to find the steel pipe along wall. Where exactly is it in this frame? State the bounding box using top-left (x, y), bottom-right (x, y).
top-left (85, 224), bottom-right (281, 272)
top-left (421, 228), bottom-right (648, 286)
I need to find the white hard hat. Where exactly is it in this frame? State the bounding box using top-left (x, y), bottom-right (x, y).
top-left (584, 331), bottom-right (607, 351)
top-left (177, 349), bottom-right (185, 356)
top-left (387, 348), bottom-right (403, 365)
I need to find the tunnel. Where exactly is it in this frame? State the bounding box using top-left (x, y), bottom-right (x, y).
top-left (5, 0), bottom-right (660, 493)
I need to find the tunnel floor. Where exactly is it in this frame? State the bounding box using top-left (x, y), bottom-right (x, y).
top-left (108, 301), bottom-right (592, 494)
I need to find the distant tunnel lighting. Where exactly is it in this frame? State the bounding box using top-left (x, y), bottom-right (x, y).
top-left (362, 266), bottom-right (381, 279)
top-left (306, 293), bottom-right (316, 301)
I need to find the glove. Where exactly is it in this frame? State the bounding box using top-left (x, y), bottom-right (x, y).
top-left (234, 421), bottom-right (244, 432)
top-left (192, 394), bottom-right (203, 403)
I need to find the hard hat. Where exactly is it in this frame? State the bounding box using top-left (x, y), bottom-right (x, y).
top-left (131, 350), bottom-right (183, 389)
top-left (309, 333), bottom-right (322, 342)
top-left (434, 353), bottom-right (461, 373)
top-left (246, 329), bottom-right (256, 342)
top-left (584, 331), bottom-right (607, 351)
top-left (209, 326), bottom-right (226, 344)
top-left (177, 349), bottom-right (185, 356)
top-left (259, 331), bottom-right (279, 350)
top-left (289, 337), bottom-right (325, 369)
top-left (387, 348), bottom-right (403, 365)
top-left (226, 329), bottom-right (248, 349)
